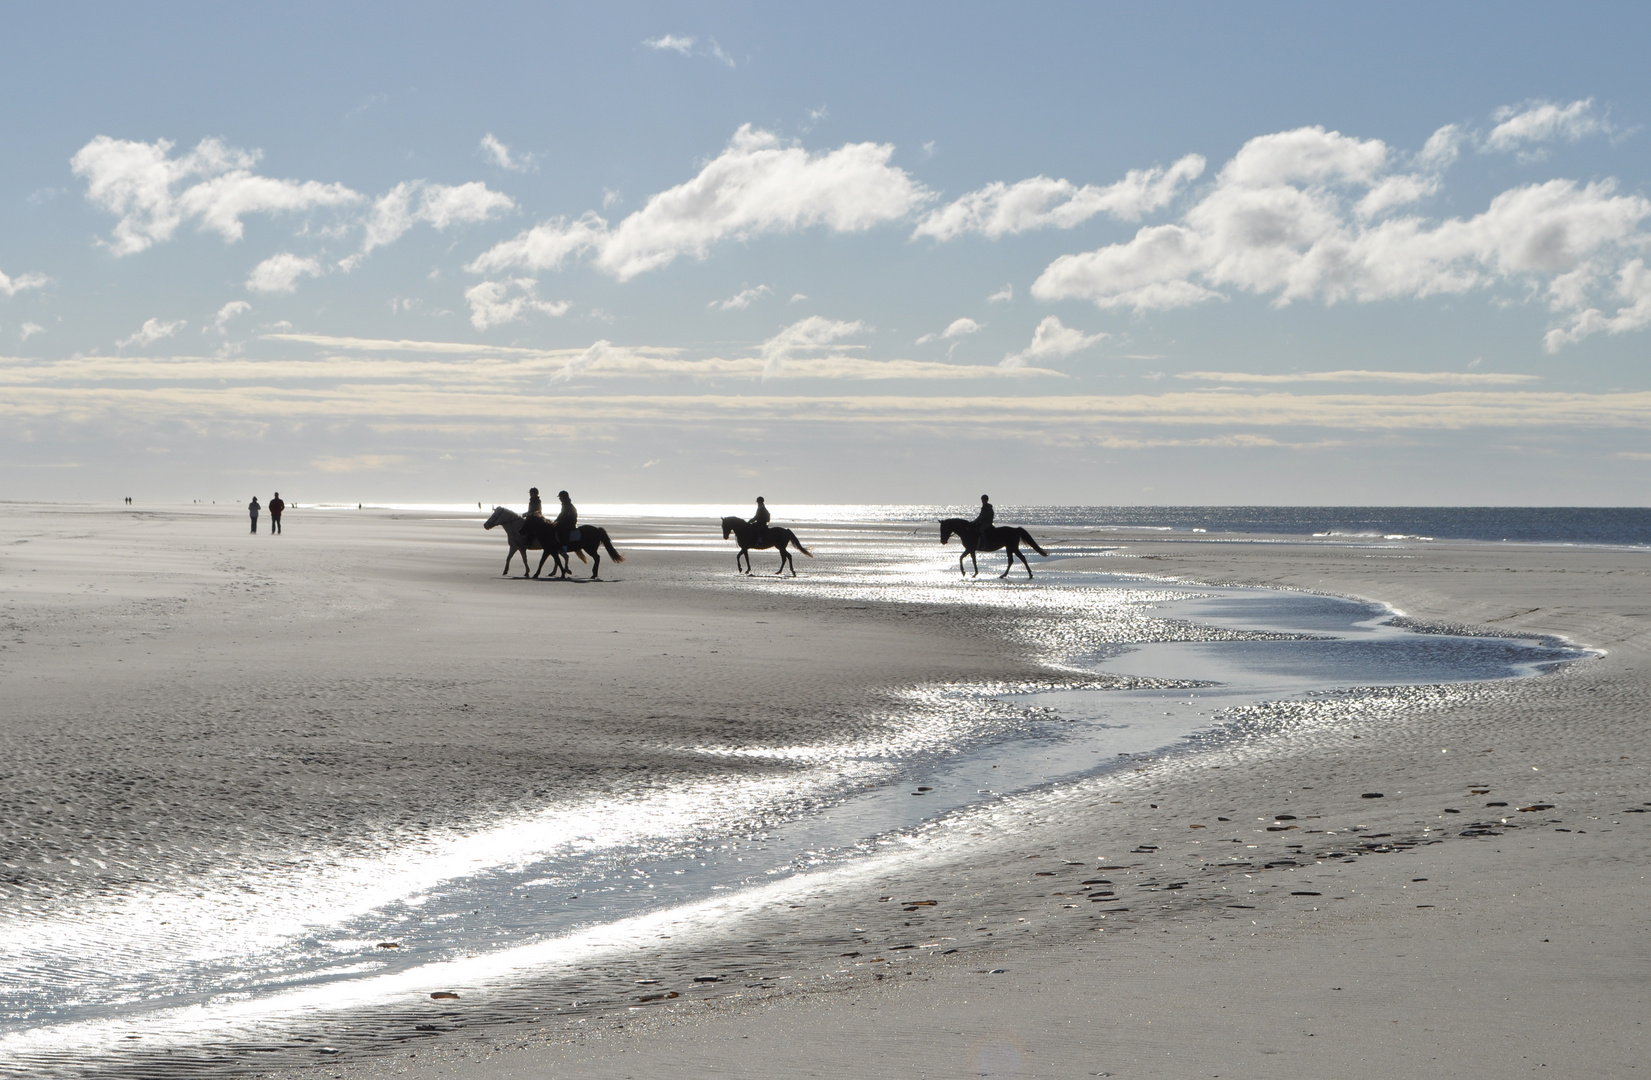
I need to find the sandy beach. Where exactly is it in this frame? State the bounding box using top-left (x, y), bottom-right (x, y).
top-left (2, 503), bottom-right (1647, 1079)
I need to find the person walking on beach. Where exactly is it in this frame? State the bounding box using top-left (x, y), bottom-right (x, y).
top-left (248, 496), bottom-right (261, 534)
top-left (749, 496), bottom-right (771, 545)
top-left (973, 494), bottom-right (995, 537)
top-left (553, 490), bottom-right (577, 551)
top-left (268, 493), bottom-right (285, 535)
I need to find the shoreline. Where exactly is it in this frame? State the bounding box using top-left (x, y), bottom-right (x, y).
top-left (1, 505), bottom-right (1646, 1078)
top-left (275, 529), bottom-right (1649, 1080)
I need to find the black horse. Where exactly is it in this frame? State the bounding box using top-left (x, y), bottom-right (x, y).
top-left (939, 518), bottom-right (1049, 579)
top-left (518, 515), bottom-right (626, 580)
top-left (720, 517), bottom-right (813, 576)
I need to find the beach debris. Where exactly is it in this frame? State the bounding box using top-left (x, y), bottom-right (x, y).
top-left (1275, 814), bottom-right (1297, 820)
top-left (1471, 789), bottom-right (1491, 794)
top-left (989, 968), bottom-right (1007, 974)
top-left (429, 992), bottom-right (460, 1000)
top-left (695, 976), bottom-right (723, 982)
top-left (905, 899), bottom-right (938, 906)
top-left (375, 941), bottom-right (400, 949)
top-left (636, 992), bottom-right (680, 1003)
top-left (1486, 801), bottom-right (1509, 807)
top-left (1360, 793), bottom-right (1384, 799)
top-left (1444, 808), bottom-right (1461, 813)
top-left (1290, 891), bottom-right (1322, 896)
top-left (1518, 804), bottom-right (1555, 812)
top-left (1189, 824), bottom-right (1205, 829)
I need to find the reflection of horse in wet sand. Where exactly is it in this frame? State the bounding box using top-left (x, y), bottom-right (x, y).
top-left (720, 517), bottom-right (813, 576)
top-left (484, 507), bottom-right (624, 580)
top-left (939, 518), bottom-right (1048, 579)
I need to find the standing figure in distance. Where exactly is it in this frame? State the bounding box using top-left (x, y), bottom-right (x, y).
top-left (973, 494), bottom-right (994, 538)
top-left (554, 490), bottom-right (578, 552)
top-left (269, 492), bottom-right (285, 535)
top-left (248, 495), bottom-right (261, 535)
top-left (749, 496), bottom-right (771, 546)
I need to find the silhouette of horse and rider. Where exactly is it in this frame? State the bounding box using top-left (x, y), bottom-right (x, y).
top-left (722, 496), bottom-right (813, 576)
top-left (484, 489), bottom-right (624, 579)
top-left (940, 493), bottom-right (1049, 578)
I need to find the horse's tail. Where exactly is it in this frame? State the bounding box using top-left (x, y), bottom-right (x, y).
top-left (600, 529), bottom-right (625, 563)
top-left (1019, 528), bottom-right (1049, 557)
top-left (791, 532), bottom-right (813, 558)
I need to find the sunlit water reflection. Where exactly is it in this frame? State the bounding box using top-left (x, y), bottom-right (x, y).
top-left (0, 530), bottom-right (1588, 1076)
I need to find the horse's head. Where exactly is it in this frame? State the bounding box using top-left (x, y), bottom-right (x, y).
top-left (720, 516), bottom-right (737, 539)
top-left (483, 506), bottom-right (514, 530)
top-left (939, 519), bottom-right (954, 544)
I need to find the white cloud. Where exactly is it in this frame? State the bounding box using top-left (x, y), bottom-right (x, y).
top-left (1001, 315), bottom-right (1104, 368)
top-left (643, 34), bottom-right (734, 66)
top-left (1030, 122), bottom-right (1651, 350)
top-left (464, 279), bottom-right (570, 330)
top-left (1543, 258), bottom-right (1651, 351)
top-left (360, 180), bottom-right (515, 256)
top-left (913, 154), bottom-right (1205, 241)
top-left (0, 266), bottom-right (49, 297)
top-left (246, 253), bottom-right (323, 294)
top-left (1483, 99), bottom-right (1608, 155)
top-left (710, 284), bottom-right (772, 310)
top-left (789, 292), bottom-right (807, 303)
top-left (117, 317), bottom-right (186, 348)
top-left (468, 125), bottom-right (929, 281)
top-left (480, 133), bottom-right (535, 173)
top-left (1176, 369), bottom-right (1540, 385)
top-left (917, 316), bottom-right (982, 344)
top-left (20, 322), bottom-right (44, 341)
top-left (987, 284), bottom-right (1013, 303)
top-left (643, 34), bottom-right (696, 55)
top-left (212, 300), bottom-right (252, 334)
top-left (759, 315), bottom-right (865, 377)
top-left (71, 136), bottom-right (360, 255)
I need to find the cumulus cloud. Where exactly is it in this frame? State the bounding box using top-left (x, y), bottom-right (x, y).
top-left (20, 322), bottom-right (44, 341)
top-left (1483, 99), bottom-right (1609, 155)
top-left (1029, 120), bottom-right (1651, 350)
top-left (917, 317), bottom-right (982, 344)
top-left (117, 317), bottom-right (186, 348)
top-left (464, 279), bottom-right (570, 330)
top-left (71, 136), bottom-right (360, 255)
top-left (213, 300), bottom-right (252, 334)
top-left (480, 133), bottom-right (535, 172)
top-left (468, 124), bottom-right (929, 281)
top-left (0, 266), bottom-right (49, 297)
top-left (710, 284), bottom-right (772, 310)
top-left (247, 253), bottom-right (323, 294)
top-left (1001, 316), bottom-right (1104, 369)
top-left (913, 154), bottom-right (1205, 240)
top-left (759, 315), bottom-right (865, 377)
top-left (987, 284), bottom-right (1013, 303)
top-left (359, 180), bottom-right (515, 256)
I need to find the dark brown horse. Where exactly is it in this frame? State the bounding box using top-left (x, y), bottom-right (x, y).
top-left (939, 518), bottom-right (1048, 579)
top-left (504, 510), bottom-right (626, 580)
top-left (720, 517), bottom-right (813, 576)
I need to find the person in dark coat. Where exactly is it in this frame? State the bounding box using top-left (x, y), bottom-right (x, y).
top-left (973, 494), bottom-right (995, 537)
top-left (526, 487), bottom-right (544, 520)
top-left (749, 496), bottom-right (771, 544)
top-left (269, 493), bottom-right (285, 534)
top-left (248, 496), bottom-right (260, 534)
top-left (554, 490), bottom-right (577, 551)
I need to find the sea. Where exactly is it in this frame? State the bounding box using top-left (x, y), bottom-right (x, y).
top-left (0, 505), bottom-right (1634, 1077)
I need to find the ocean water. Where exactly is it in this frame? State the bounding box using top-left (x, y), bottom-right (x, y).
top-left (0, 518), bottom-right (1597, 1077)
top-left (338, 503), bottom-right (1651, 547)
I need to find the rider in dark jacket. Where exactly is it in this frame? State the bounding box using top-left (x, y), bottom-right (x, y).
top-left (554, 490), bottom-right (577, 550)
top-left (974, 494), bottom-right (995, 538)
top-left (749, 496), bottom-right (771, 544)
top-left (526, 487), bottom-right (543, 519)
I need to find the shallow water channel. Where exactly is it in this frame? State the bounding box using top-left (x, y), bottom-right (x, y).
top-left (0, 570), bottom-right (1587, 1074)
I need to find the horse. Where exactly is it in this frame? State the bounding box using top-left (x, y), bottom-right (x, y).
top-left (939, 518), bottom-right (1049, 579)
top-left (483, 506), bottom-right (624, 580)
top-left (517, 514), bottom-right (625, 580)
top-left (720, 517), bottom-right (813, 576)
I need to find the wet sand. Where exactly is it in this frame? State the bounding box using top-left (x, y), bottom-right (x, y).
top-left (3, 505), bottom-right (1647, 1077)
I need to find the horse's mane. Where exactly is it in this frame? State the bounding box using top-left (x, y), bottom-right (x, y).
top-left (493, 506), bottom-right (521, 520)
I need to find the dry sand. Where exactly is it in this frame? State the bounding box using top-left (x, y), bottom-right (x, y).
top-left (2, 504), bottom-right (1647, 1078)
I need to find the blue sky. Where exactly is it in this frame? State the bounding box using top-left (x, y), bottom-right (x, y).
top-left (4, 2), bottom-right (1650, 505)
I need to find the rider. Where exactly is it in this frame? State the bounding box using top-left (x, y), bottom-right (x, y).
top-left (526, 487), bottom-right (544, 519)
top-left (749, 496), bottom-right (771, 545)
top-left (554, 490), bottom-right (578, 551)
top-left (973, 493), bottom-right (995, 538)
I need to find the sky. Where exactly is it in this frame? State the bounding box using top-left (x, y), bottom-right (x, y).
top-left (3, 1), bottom-right (1651, 506)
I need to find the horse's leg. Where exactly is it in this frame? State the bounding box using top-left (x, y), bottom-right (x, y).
top-left (503, 546), bottom-right (514, 576)
top-left (775, 542), bottom-right (786, 575)
top-left (533, 549), bottom-right (552, 579)
top-left (1020, 550), bottom-right (1033, 579)
top-left (971, 551), bottom-right (980, 578)
top-left (999, 546), bottom-right (1014, 578)
top-left (590, 547), bottom-right (601, 580)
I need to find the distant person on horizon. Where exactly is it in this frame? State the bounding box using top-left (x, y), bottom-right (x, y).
top-left (269, 493), bottom-right (285, 534)
top-left (248, 496), bottom-right (260, 534)
top-left (974, 494), bottom-right (995, 536)
top-left (749, 496), bottom-right (771, 545)
top-left (554, 490), bottom-right (577, 551)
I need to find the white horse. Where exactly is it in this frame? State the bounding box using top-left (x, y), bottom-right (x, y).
top-left (483, 506), bottom-right (586, 577)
